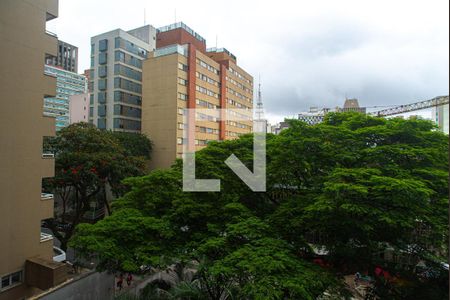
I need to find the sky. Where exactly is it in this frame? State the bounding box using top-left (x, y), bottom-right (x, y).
top-left (46, 0), bottom-right (449, 124)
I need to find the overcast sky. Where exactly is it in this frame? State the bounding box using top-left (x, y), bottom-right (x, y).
top-left (47, 0), bottom-right (449, 123)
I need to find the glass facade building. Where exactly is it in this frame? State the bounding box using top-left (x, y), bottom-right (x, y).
top-left (44, 65), bottom-right (87, 130)
top-left (89, 25), bottom-right (156, 132)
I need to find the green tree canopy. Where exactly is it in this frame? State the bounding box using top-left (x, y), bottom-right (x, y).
top-left (70, 114), bottom-right (448, 299)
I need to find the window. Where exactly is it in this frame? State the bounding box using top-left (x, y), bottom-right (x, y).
top-left (99, 39), bottom-right (108, 52)
top-left (178, 93), bottom-right (188, 101)
top-left (114, 91), bottom-right (142, 106)
top-left (178, 62), bottom-right (188, 72)
top-left (99, 52), bottom-right (107, 65)
top-left (90, 57), bottom-right (94, 68)
top-left (114, 64), bottom-right (142, 81)
top-left (114, 104), bottom-right (141, 118)
top-left (98, 92), bottom-right (106, 104)
top-left (113, 118), bottom-right (141, 130)
top-left (114, 77), bottom-right (142, 94)
top-left (89, 107), bottom-right (94, 118)
top-left (178, 108), bottom-right (185, 115)
top-left (178, 78), bottom-right (188, 86)
top-left (90, 94), bottom-right (94, 105)
top-left (1, 270), bottom-right (23, 291)
top-left (98, 65), bottom-right (107, 78)
top-left (98, 79), bottom-right (107, 91)
top-left (114, 50), bottom-right (142, 68)
top-left (98, 118), bottom-right (106, 129)
top-left (98, 105), bottom-right (106, 117)
top-left (177, 138), bottom-right (185, 145)
top-left (90, 43), bottom-right (95, 55)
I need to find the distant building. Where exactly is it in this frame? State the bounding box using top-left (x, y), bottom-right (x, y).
top-left (433, 104), bottom-right (449, 134)
top-left (46, 40), bottom-right (78, 72)
top-left (272, 121), bottom-right (291, 134)
top-left (89, 25), bottom-right (157, 132)
top-left (339, 98), bottom-right (366, 113)
top-left (44, 65), bottom-right (87, 130)
top-left (69, 93), bottom-right (89, 124)
top-left (141, 22), bottom-right (253, 169)
top-left (298, 107), bottom-right (329, 125)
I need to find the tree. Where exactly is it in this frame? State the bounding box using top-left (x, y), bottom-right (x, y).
top-left (43, 123), bottom-right (148, 251)
top-left (109, 131), bottom-right (153, 159)
top-left (70, 113), bottom-right (448, 299)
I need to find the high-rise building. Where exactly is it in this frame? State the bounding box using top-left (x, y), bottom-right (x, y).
top-left (44, 65), bottom-right (87, 130)
top-left (46, 40), bottom-right (78, 72)
top-left (89, 25), bottom-right (157, 132)
top-left (0, 1), bottom-right (67, 299)
top-left (142, 22), bottom-right (254, 169)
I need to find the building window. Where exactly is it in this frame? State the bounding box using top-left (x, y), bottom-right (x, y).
top-left (178, 78), bottom-right (188, 86)
top-left (0, 270), bottom-right (23, 291)
top-left (98, 79), bottom-right (107, 91)
top-left (90, 94), bottom-right (94, 104)
top-left (90, 43), bottom-right (95, 55)
top-left (178, 62), bottom-right (188, 72)
top-left (177, 138), bottom-right (185, 145)
top-left (178, 93), bottom-right (188, 101)
top-left (98, 92), bottom-right (107, 104)
top-left (99, 52), bottom-right (107, 65)
top-left (178, 108), bottom-right (185, 115)
top-left (98, 105), bottom-right (107, 117)
top-left (98, 65), bottom-right (107, 78)
top-left (98, 118), bottom-right (106, 129)
top-left (99, 39), bottom-right (108, 52)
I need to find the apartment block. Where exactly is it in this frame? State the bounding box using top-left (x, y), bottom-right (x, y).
top-left (44, 65), bottom-right (87, 130)
top-left (142, 22), bottom-right (254, 169)
top-left (0, 1), bottom-right (67, 299)
top-left (89, 25), bottom-right (157, 132)
top-left (46, 40), bottom-right (78, 72)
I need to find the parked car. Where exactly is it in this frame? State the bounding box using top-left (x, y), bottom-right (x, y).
top-left (53, 246), bottom-right (66, 262)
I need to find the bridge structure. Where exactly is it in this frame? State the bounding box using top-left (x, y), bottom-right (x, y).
top-left (368, 95), bottom-right (449, 117)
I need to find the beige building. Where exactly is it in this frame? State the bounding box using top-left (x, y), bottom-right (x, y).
top-left (69, 93), bottom-right (90, 124)
top-left (0, 1), bottom-right (67, 299)
top-left (142, 23), bottom-right (254, 169)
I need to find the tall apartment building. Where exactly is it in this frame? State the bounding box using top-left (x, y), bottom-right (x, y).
top-left (46, 40), bottom-right (78, 72)
top-left (89, 25), bottom-right (157, 132)
top-left (142, 22), bottom-right (254, 169)
top-left (69, 93), bottom-right (89, 124)
top-left (433, 104), bottom-right (449, 134)
top-left (44, 65), bottom-right (87, 130)
top-left (339, 98), bottom-right (366, 113)
top-left (0, 1), bottom-right (67, 299)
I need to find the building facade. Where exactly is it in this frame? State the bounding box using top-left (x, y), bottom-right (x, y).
top-left (433, 104), bottom-right (449, 134)
top-left (0, 1), bottom-right (67, 299)
top-left (142, 22), bottom-right (253, 169)
top-left (89, 25), bottom-right (157, 132)
top-left (44, 65), bottom-right (87, 130)
top-left (69, 93), bottom-right (89, 124)
top-left (46, 40), bottom-right (78, 72)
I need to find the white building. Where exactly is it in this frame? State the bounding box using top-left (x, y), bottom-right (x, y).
top-left (433, 104), bottom-right (449, 134)
top-left (69, 93), bottom-right (89, 124)
top-left (89, 25), bottom-right (157, 132)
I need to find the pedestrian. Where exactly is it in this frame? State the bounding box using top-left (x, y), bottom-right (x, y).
top-left (126, 273), bottom-right (133, 286)
top-left (117, 273), bottom-right (124, 290)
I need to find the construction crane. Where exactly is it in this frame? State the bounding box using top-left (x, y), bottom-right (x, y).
top-left (368, 95), bottom-right (449, 117)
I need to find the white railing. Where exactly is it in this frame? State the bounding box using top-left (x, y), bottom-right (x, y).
top-left (40, 232), bottom-right (53, 242)
top-left (41, 193), bottom-right (54, 200)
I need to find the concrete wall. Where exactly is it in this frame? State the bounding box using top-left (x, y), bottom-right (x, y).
top-left (37, 272), bottom-right (114, 300)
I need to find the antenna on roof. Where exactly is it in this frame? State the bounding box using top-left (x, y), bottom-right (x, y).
top-left (215, 35), bottom-right (218, 48)
top-left (174, 9), bottom-right (177, 23)
top-left (144, 8), bottom-right (146, 25)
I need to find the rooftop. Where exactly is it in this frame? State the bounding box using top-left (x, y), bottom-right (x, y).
top-left (206, 47), bottom-right (237, 61)
top-left (157, 22), bottom-right (206, 43)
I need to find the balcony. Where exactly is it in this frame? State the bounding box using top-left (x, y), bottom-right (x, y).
top-left (44, 0), bottom-right (59, 21)
top-left (40, 232), bottom-right (53, 243)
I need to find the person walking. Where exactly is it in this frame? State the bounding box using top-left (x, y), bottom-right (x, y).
top-left (126, 273), bottom-right (133, 286)
top-left (117, 273), bottom-right (124, 290)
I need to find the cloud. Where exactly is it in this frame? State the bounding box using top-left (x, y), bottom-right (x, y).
top-left (47, 0), bottom-right (449, 124)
